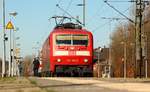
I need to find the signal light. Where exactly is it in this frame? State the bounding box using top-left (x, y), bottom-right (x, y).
top-left (84, 59), bottom-right (88, 63)
top-left (57, 59), bottom-right (61, 62)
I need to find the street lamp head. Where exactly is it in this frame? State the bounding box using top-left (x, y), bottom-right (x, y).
top-left (9, 12), bottom-right (18, 17)
top-left (77, 4), bottom-right (84, 6)
top-left (98, 46), bottom-right (102, 51)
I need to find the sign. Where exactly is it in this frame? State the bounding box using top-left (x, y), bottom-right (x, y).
top-left (6, 21), bottom-right (14, 29)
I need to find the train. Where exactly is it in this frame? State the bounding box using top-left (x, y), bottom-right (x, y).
top-left (40, 22), bottom-right (93, 77)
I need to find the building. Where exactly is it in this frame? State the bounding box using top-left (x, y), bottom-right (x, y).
top-left (93, 47), bottom-right (111, 78)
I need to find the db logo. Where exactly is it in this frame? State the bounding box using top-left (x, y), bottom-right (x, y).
top-left (69, 51), bottom-right (76, 55)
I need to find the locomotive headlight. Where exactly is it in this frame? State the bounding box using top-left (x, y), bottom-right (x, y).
top-left (57, 59), bottom-right (61, 62)
top-left (84, 59), bottom-right (88, 63)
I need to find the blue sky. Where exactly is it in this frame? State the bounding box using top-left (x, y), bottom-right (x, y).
top-left (0, 0), bottom-right (133, 58)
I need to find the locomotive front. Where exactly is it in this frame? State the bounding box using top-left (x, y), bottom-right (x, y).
top-left (50, 23), bottom-right (93, 76)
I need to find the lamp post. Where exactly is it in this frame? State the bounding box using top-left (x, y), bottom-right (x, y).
top-left (15, 43), bottom-right (21, 77)
top-left (120, 24), bottom-right (127, 78)
top-left (108, 45), bottom-right (112, 78)
top-left (9, 11), bottom-right (18, 76)
top-left (124, 42), bottom-right (127, 78)
top-left (121, 41), bottom-right (127, 78)
top-left (77, 0), bottom-right (86, 26)
top-left (12, 28), bottom-right (19, 76)
top-left (2, 0), bottom-right (6, 78)
top-left (97, 47), bottom-right (102, 78)
top-left (145, 35), bottom-right (148, 78)
top-left (9, 23), bottom-right (13, 77)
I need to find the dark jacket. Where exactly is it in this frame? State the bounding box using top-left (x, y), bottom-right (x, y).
top-left (33, 59), bottom-right (40, 70)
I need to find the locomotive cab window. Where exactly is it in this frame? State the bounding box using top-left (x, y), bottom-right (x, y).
top-left (72, 35), bottom-right (88, 46)
top-left (56, 35), bottom-right (71, 45)
top-left (56, 34), bottom-right (88, 46)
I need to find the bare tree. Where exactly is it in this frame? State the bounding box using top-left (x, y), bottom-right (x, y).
top-left (110, 5), bottom-right (150, 78)
top-left (22, 55), bottom-right (34, 77)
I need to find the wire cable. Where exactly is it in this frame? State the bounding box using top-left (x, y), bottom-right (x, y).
top-left (56, 4), bottom-right (83, 25)
top-left (104, 0), bottom-right (135, 2)
top-left (59, 0), bottom-right (73, 24)
top-left (91, 4), bottom-right (131, 33)
top-left (88, 0), bottom-right (131, 32)
top-left (62, 0), bottom-right (73, 16)
top-left (58, 0), bottom-right (62, 4)
top-left (92, 20), bottom-right (113, 33)
top-left (86, 1), bottom-right (106, 26)
top-left (54, 0), bottom-right (63, 16)
top-left (104, 0), bottom-right (134, 23)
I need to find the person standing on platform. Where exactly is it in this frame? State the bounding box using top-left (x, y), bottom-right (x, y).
top-left (33, 57), bottom-right (40, 76)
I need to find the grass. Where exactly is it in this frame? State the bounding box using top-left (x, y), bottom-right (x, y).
top-left (0, 77), bottom-right (16, 82)
top-left (45, 89), bottom-right (56, 92)
top-left (28, 78), bottom-right (57, 92)
top-left (29, 79), bottom-right (37, 85)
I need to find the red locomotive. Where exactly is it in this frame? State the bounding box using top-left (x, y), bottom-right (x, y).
top-left (41, 17), bottom-right (93, 76)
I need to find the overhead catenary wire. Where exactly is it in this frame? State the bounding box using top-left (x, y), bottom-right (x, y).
top-left (62, 0), bottom-right (73, 16)
top-left (104, 0), bottom-right (134, 23)
top-left (50, 0), bottom-right (74, 24)
top-left (56, 4), bottom-right (84, 26)
top-left (86, 1), bottom-right (106, 27)
top-left (58, 0), bottom-right (62, 4)
top-left (88, 0), bottom-right (132, 32)
top-left (59, 0), bottom-right (73, 24)
top-left (104, 0), bottom-right (136, 2)
top-left (54, 0), bottom-right (63, 16)
top-left (91, 4), bottom-right (131, 33)
top-left (92, 20), bottom-right (113, 33)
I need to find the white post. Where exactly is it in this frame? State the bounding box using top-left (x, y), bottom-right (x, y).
top-left (124, 42), bottom-right (127, 78)
top-left (2, 0), bottom-right (6, 78)
top-left (83, 0), bottom-right (85, 26)
top-left (97, 47), bottom-right (102, 78)
top-left (9, 29), bottom-right (12, 77)
top-left (11, 29), bottom-right (15, 76)
top-left (108, 46), bottom-right (111, 78)
top-left (145, 35), bottom-right (148, 78)
top-left (98, 49), bottom-right (100, 78)
top-left (9, 12), bottom-right (18, 76)
top-left (145, 60), bottom-right (147, 78)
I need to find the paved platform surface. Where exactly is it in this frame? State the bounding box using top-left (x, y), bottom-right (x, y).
top-left (1, 77), bottom-right (150, 92)
top-left (32, 77), bottom-right (150, 92)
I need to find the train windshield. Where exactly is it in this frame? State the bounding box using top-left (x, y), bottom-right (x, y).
top-left (72, 35), bottom-right (88, 45)
top-left (56, 34), bottom-right (71, 45)
top-left (56, 34), bottom-right (88, 46)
